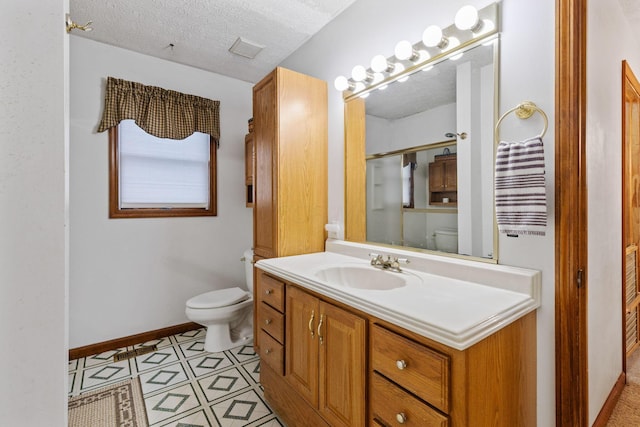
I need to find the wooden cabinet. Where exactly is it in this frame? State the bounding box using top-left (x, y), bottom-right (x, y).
top-left (257, 269), bottom-right (537, 427)
top-left (255, 270), bottom-right (285, 373)
top-left (286, 285), bottom-right (366, 427)
top-left (244, 133), bottom-right (254, 207)
top-left (429, 154), bottom-right (457, 205)
top-left (370, 325), bottom-right (450, 426)
top-left (370, 316), bottom-right (536, 427)
top-left (252, 67), bottom-right (328, 259)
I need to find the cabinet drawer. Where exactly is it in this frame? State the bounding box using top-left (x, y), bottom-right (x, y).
top-left (258, 302), bottom-right (285, 344)
top-left (258, 329), bottom-right (284, 375)
top-left (371, 373), bottom-right (448, 427)
top-left (371, 325), bottom-right (450, 413)
top-left (257, 272), bottom-right (285, 312)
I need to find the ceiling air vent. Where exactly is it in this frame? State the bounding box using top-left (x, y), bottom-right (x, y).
top-left (229, 37), bottom-right (264, 59)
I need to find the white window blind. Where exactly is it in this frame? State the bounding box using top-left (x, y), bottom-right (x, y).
top-left (118, 120), bottom-right (210, 208)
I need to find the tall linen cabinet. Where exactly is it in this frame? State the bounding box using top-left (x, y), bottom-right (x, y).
top-left (252, 67), bottom-right (330, 423)
top-left (252, 67), bottom-right (328, 260)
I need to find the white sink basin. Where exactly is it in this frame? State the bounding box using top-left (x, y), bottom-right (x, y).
top-left (313, 265), bottom-right (420, 291)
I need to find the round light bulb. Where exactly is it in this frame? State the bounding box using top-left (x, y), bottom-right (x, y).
top-left (455, 5), bottom-right (480, 31)
top-left (371, 54), bottom-right (390, 73)
top-left (351, 65), bottom-right (367, 82)
top-left (334, 76), bottom-right (349, 91)
top-left (392, 62), bottom-right (405, 76)
top-left (447, 37), bottom-right (461, 51)
top-left (394, 40), bottom-right (414, 61)
top-left (354, 82), bottom-right (366, 93)
top-left (372, 72), bottom-right (384, 85)
top-left (422, 25), bottom-right (443, 48)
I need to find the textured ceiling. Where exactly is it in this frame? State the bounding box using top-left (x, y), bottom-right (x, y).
top-left (69, 0), bottom-right (356, 83)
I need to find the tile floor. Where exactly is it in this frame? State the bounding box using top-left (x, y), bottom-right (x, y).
top-left (68, 328), bottom-right (285, 427)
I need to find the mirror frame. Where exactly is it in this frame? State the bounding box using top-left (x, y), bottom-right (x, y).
top-left (344, 37), bottom-right (500, 263)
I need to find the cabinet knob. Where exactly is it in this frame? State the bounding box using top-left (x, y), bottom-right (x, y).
top-left (265, 289), bottom-right (273, 295)
top-left (396, 359), bottom-right (407, 370)
top-left (265, 348), bottom-right (271, 354)
top-left (396, 412), bottom-right (407, 424)
top-left (264, 319), bottom-right (272, 325)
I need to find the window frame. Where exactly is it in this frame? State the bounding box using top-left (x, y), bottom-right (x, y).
top-left (108, 125), bottom-right (217, 219)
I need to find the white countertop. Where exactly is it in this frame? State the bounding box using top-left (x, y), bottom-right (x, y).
top-left (255, 241), bottom-right (541, 350)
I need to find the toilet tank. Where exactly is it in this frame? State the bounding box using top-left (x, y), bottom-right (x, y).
top-left (243, 249), bottom-right (254, 292)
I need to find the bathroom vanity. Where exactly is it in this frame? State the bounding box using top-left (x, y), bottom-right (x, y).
top-left (253, 240), bottom-right (540, 427)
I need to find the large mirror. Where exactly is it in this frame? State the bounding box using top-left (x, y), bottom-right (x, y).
top-left (345, 38), bottom-right (499, 261)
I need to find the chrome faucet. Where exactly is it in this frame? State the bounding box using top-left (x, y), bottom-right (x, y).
top-left (368, 253), bottom-right (410, 272)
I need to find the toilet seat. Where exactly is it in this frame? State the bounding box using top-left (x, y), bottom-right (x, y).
top-left (186, 287), bottom-right (249, 309)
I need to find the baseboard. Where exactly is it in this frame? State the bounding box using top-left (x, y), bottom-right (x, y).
top-left (69, 322), bottom-right (201, 360)
top-left (592, 372), bottom-right (626, 427)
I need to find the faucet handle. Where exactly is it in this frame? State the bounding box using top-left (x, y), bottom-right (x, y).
top-left (395, 257), bottom-right (410, 264)
top-left (369, 253), bottom-right (383, 266)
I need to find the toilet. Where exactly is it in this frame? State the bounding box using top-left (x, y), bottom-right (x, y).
top-left (434, 229), bottom-right (458, 253)
top-left (185, 249), bottom-right (254, 353)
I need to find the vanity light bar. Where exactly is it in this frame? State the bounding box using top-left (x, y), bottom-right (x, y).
top-left (334, 3), bottom-right (499, 99)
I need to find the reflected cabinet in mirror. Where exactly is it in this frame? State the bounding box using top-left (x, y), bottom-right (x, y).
top-left (344, 39), bottom-right (499, 261)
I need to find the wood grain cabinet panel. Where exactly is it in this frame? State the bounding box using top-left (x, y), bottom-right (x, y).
top-left (371, 324), bottom-right (450, 413)
top-left (252, 67), bottom-right (327, 259)
top-left (370, 373), bottom-right (448, 427)
top-left (286, 285), bottom-right (366, 427)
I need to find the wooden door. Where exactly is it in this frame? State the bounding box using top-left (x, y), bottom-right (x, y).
top-left (252, 71), bottom-right (277, 259)
top-left (318, 301), bottom-right (366, 427)
top-left (285, 285), bottom-right (319, 406)
top-left (623, 60), bottom-right (640, 358)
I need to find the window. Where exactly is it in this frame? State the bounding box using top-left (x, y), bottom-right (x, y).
top-left (109, 120), bottom-right (217, 218)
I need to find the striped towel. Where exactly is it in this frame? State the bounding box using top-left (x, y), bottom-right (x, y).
top-left (495, 137), bottom-right (547, 236)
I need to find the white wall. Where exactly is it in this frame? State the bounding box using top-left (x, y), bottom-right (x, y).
top-left (69, 37), bottom-right (254, 347)
top-left (280, 0), bottom-right (557, 424)
top-left (0, 0), bottom-right (68, 425)
top-left (587, 0), bottom-right (640, 423)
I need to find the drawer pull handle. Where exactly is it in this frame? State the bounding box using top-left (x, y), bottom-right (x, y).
top-left (264, 319), bottom-right (272, 325)
top-left (265, 289), bottom-right (273, 295)
top-left (396, 412), bottom-right (407, 424)
top-left (318, 314), bottom-right (325, 345)
top-left (396, 360), bottom-right (407, 370)
top-left (308, 310), bottom-right (315, 338)
top-left (265, 348), bottom-right (271, 354)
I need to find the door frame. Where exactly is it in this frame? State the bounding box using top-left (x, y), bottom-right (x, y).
top-left (556, 0), bottom-right (588, 426)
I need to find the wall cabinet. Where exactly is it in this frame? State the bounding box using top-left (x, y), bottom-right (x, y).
top-left (285, 285), bottom-right (366, 427)
top-left (252, 67), bottom-right (328, 259)
top-left (429, 154), bottom-right (457, 205)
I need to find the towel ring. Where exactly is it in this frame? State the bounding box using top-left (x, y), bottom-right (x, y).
top-left (495, 101), bottom-right (548, 142)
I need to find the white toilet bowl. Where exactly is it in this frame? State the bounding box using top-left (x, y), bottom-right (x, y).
top-left (185, 249), bottom-right (254, 353)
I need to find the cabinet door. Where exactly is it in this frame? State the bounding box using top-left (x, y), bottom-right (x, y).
top-left (318, 301), bottom-right (366, 427)
top-left (429, 161), bottom-right (445, 191)
top-left (252, 72), bottom-right (277, 258)
top-left (444, 159), bottom-right (457, 190)
top-left (244, 133), bottom-right (254, 207)
top-left (286, 285), bottom-right (320, 406)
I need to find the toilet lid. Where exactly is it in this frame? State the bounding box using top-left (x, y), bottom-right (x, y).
top-left (186, 287), bottom-right (250, 309)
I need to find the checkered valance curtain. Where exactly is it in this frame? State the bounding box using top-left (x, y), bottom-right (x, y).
top-left (97, 77), bottom-right (220, 146)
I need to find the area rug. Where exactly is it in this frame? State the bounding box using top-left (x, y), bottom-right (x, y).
top-left (68, 377), bottom-right (148, 427)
